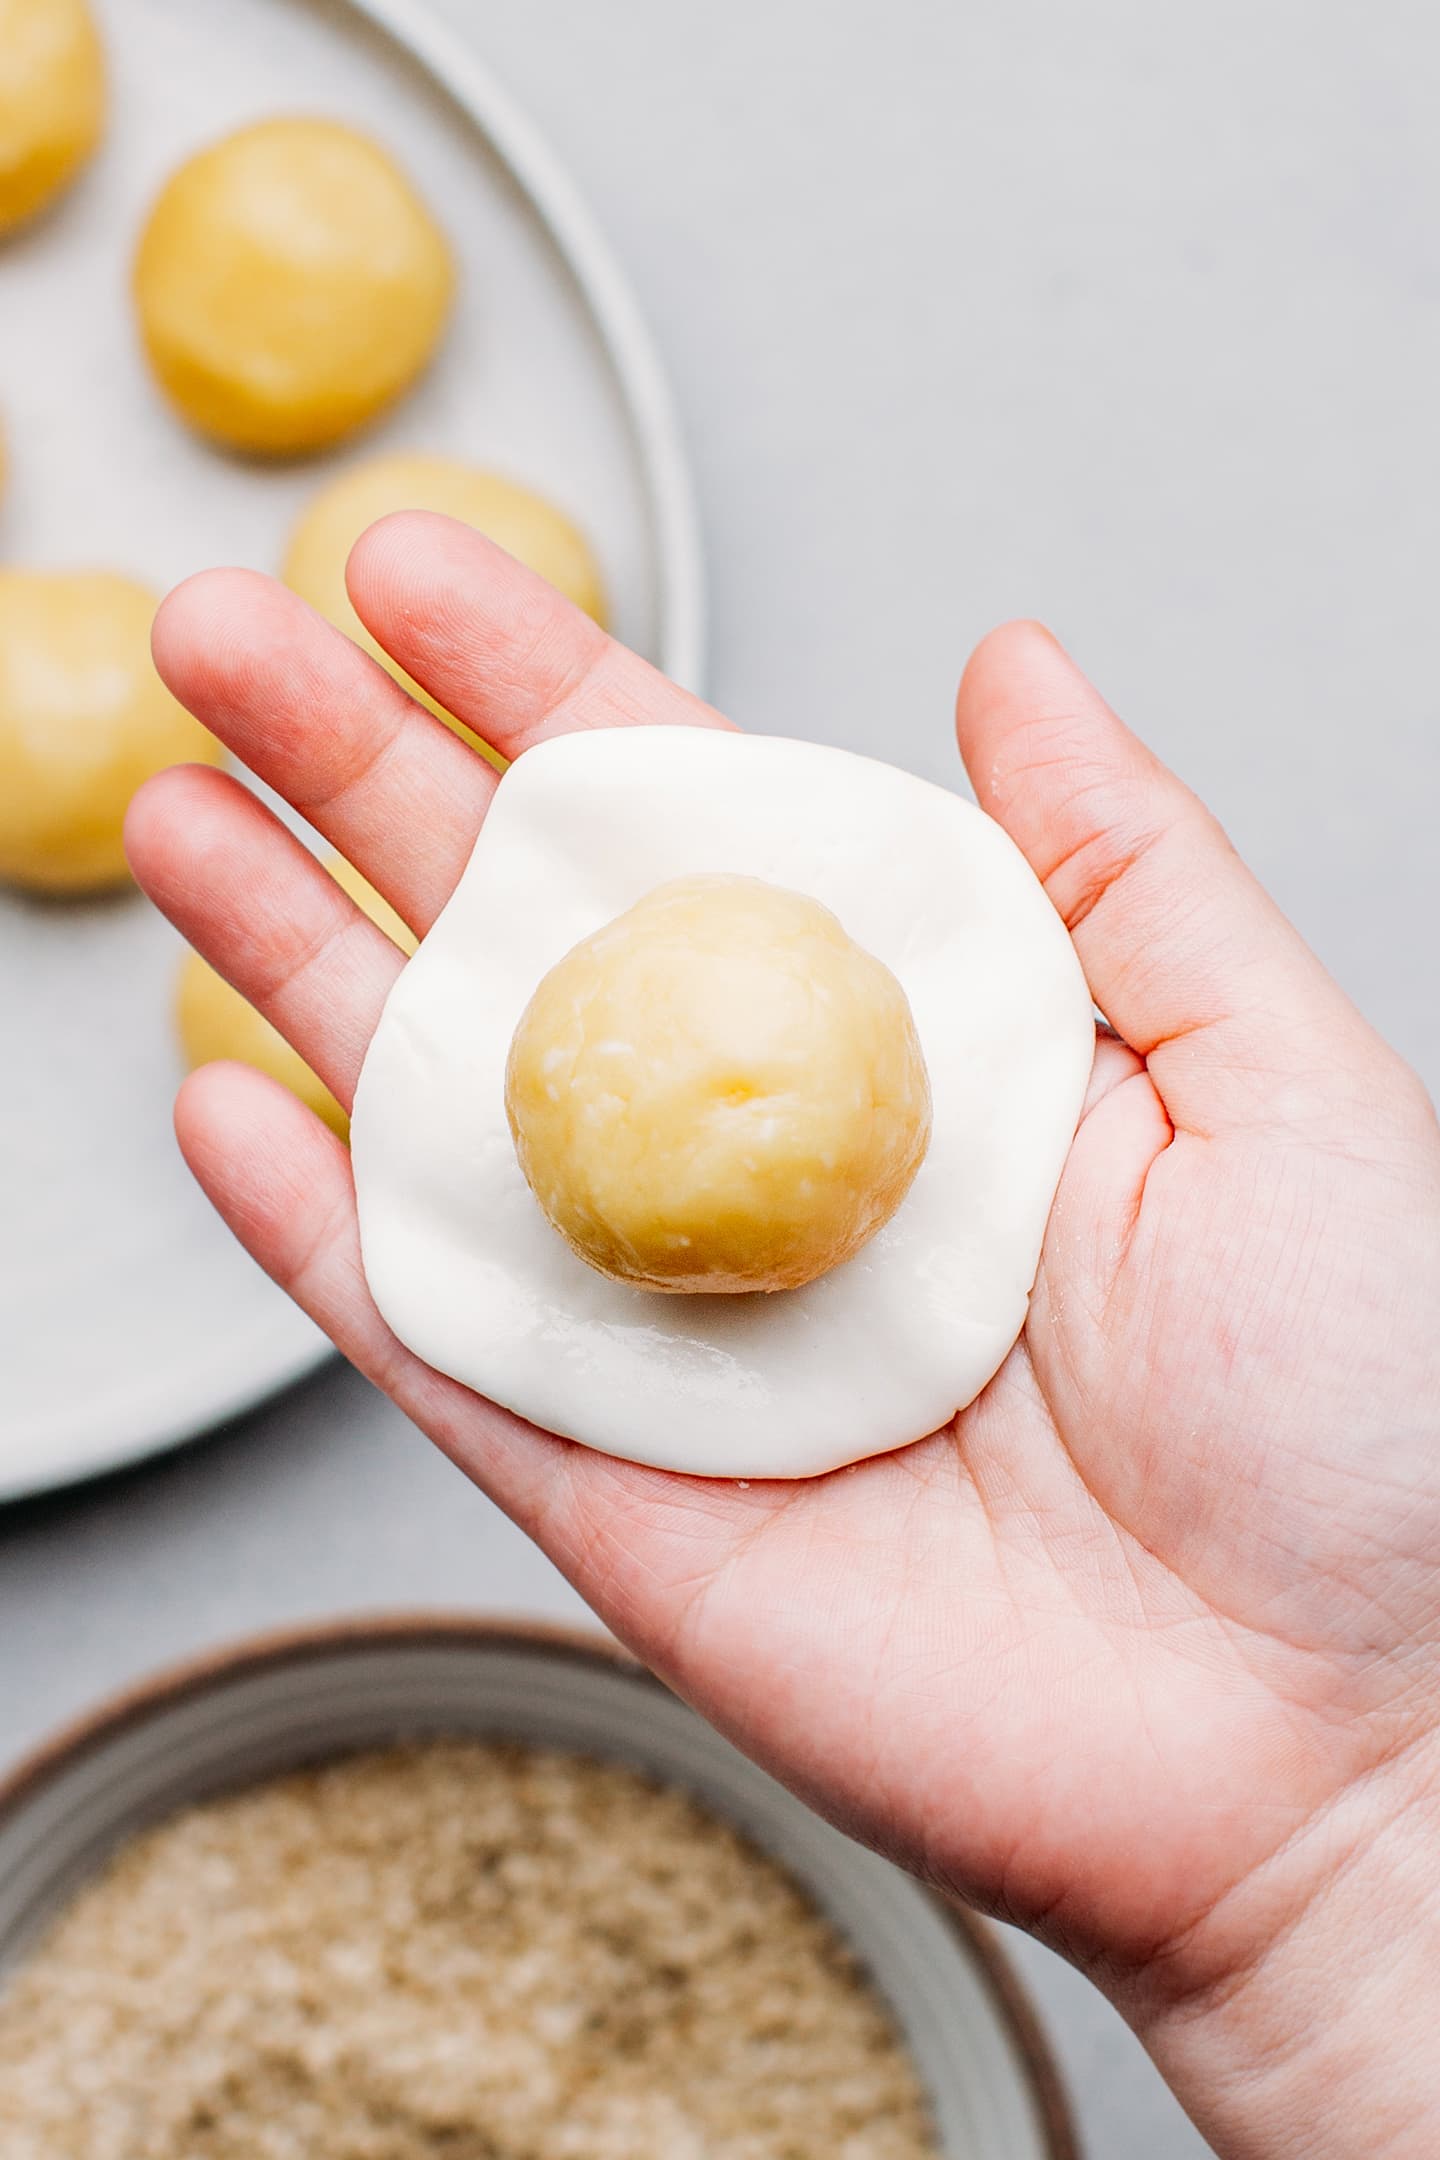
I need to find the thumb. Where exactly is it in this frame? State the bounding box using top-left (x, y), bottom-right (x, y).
top-left (956, 621), bottom-right (1388, 1138)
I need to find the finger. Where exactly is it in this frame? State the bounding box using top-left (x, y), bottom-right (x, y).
top-left (151, 567), bottom-right (496, 934)
top-left (345, 511), bottom-right (730, 760)
top-left (126, 764), bottom-right (404, 1112)
top-left (956, 621), bottom-right (1380, 1135)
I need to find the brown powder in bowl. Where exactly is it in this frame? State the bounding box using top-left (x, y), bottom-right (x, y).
top-left (0, 1741), bottom-right (938, 2159)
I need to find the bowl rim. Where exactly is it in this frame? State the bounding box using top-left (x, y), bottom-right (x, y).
top-left (0, 1611), bottom-right (1079, 2159)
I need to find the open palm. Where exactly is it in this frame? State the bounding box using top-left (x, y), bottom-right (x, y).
top-left (129, 516), bottom-right (1440, 2158)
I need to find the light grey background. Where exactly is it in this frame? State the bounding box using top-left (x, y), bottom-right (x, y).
top-left (5, 0), bottom-right (1439, 2153)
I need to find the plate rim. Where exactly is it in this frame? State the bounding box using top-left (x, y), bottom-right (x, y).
top-left (4, 0), bottom-right (707, 1505)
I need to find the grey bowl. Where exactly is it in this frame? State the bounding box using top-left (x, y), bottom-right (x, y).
top-left (0, 1616), bottom-right (1076, 2158)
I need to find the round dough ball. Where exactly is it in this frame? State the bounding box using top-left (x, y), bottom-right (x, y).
top-left (0, 571), bottom-right (222, 894)
top-left (283, 454), bottom-right (606, 755)
top-left (505, 874), bottom-right (933, 1295)
top-left (0, 0), bottom-right (104, 235)
top-left (133, 118), bottom-right (454, 455)
top-left (175, 854), bottom-right (417, 1141)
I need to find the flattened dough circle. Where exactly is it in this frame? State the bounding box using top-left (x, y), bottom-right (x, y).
top-left (351, 728), bottom-right (1094, 1478)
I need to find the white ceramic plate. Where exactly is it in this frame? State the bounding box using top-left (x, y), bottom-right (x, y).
top-left (0, 1621), bottom-right (1075, 2157)
top-left (0, 0), bottom-right (704, 1501)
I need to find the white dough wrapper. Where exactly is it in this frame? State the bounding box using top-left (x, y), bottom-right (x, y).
top-left (351, 727), bottom-right (1095, 1478)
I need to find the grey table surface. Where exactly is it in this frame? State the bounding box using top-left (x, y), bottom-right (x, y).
top-left (4, 1), bottom-right (1439, 2153)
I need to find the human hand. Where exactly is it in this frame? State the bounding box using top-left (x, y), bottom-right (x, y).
top-left (127, 517), bottom-right (1440, 2160)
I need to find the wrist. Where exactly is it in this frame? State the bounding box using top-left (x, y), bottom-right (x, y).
top-left (1118, 1740), bottom-right (1440, 2160)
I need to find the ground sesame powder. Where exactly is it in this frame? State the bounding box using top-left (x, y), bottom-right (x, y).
top-left (0, 1741), bottom-right (938, 2159)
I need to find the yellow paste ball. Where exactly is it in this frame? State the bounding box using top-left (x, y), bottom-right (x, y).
top-left (283, 453), bottom-right (607, 757)
top-left (505, 874), bottom-right (933, 1295)
top-left (175, 854), bottom-right (417, 1141)
top-left (0, 0), bottom-right (104, 235)
top-left (133, 118), bottom-right (453, 454)
top-left (0, 570), bottom-right (221, 894)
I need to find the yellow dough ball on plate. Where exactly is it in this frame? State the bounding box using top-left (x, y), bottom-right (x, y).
top-left (0, 571), bottom-right (222, 894)
top-left (283, 453), bottom-right (607, 757)
top-left (175, 855), bottom-right (417, 1140)
top-left (0, 0), bottom-right (104, 235)
top-left (133, 117), bottom-right (454, 454)
top-left (505, 874), bottom-right (933, 1294)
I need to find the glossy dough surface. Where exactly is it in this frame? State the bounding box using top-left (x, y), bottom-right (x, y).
top-left (351, 728), bottom-right (1095, 1478)
top-left (505, 874), bottom-right (933, 1294)
top-left (133, 119), bottom-right (452, 454)
top-left (0, 0), bottom-right (104, 234)
top-left (0, 571), bottom-right (221, 893)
